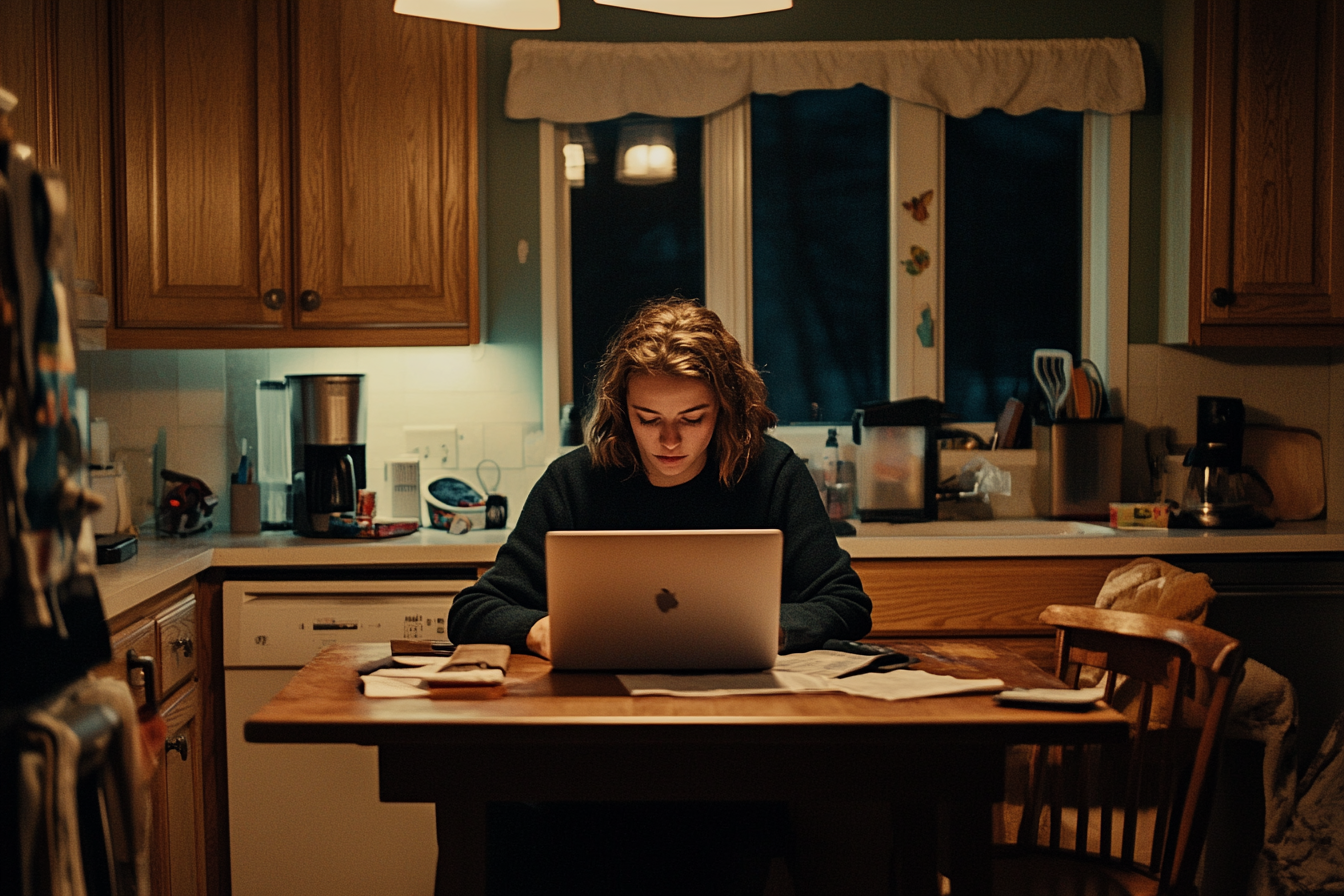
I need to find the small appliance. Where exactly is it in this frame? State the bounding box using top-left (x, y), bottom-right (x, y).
top-left (287, 374), bottom-right (367, 537)
top-left (1175, 395), bottom-right (1274, 529)
top-left (851, 397), bottom-right (942, 522)
top-left (158, 469), bottom-right (218, 535)
top-left (385, 455), bottom-right (422, 520)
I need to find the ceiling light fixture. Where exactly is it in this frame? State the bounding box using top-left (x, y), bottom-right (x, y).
top-left (393, 0), bottom-right (560, 30)
top-left (594, 0), bottom-right (791, 17)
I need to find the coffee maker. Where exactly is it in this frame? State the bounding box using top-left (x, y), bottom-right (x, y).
top-left (287, 374), bottom-right (367, 536)
top-left (1176, 395), bottom-right (1273, 529)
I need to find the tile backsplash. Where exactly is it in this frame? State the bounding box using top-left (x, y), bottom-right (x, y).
top-left (77, 342), bottom-right (1343, 530)
top-left (77, 344), bottom-right (550, 531)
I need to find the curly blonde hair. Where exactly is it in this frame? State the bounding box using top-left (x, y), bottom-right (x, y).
top-left (586, 299), bottom-right (777, 486)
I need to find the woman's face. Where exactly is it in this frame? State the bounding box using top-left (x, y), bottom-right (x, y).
top-left (625, 373), bottom-right (719, 487)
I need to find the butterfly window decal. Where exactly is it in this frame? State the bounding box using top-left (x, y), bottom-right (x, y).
top-left (901, 245), bottom-right (931, 276)
top-left (902, 189), bottom-right (933, 222)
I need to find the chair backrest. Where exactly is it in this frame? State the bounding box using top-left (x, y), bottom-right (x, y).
top-left (1015, 604), bottom-right (1246, 892)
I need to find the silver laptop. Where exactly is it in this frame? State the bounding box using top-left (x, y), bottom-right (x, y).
top-left (545, 529), bottom-right (783, 671)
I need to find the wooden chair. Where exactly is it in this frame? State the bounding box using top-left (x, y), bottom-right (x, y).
top-left (991, 604), bottom-right (1246, 896)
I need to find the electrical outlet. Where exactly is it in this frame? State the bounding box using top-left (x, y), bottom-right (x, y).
top-left (404, 425), bottom-right (458, 469)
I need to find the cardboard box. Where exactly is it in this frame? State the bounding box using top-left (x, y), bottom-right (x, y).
top-left (1109, 502), bottom-right (1170, 529)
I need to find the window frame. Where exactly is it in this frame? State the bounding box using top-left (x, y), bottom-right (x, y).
top-left (537, 99), bottom-right (1129, 455)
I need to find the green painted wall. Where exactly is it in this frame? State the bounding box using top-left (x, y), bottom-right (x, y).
top-left (479, 0), bottom-right (1167, 357)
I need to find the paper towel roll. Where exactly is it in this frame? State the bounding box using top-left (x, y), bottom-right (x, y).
top-left (89, 418), bottom-right (110, 467)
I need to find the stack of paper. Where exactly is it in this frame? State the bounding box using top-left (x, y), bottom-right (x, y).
top-left (619, 650), bottom-right (1004, 700)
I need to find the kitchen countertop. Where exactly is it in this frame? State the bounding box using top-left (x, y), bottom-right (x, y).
top-left (94, 519), bottom-right (1344, 622)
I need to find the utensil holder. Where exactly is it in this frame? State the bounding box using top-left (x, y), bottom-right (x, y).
top-left (231, 482), bottom-right (262, 535)
top-left (1035, 419), bottom-right (1123, 520)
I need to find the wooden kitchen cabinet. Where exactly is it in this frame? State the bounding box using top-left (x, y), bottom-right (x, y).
top-left (111, 0), bottom-right (479, 348)
top-left (1187, 0), bottom-right (1344, 345)
top-left (96, 580), bottom-right (209, 896)
top-left (0, 0), bottom-right (117, 320)
top-left (856, 556), bottom-right (1128, 669)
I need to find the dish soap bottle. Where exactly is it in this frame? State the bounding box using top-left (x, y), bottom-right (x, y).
top-left (822, 428), bottom-right (839, 489)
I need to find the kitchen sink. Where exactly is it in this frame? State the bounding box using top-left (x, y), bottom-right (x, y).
top-left (848, 519), bottom-right (1117, 538)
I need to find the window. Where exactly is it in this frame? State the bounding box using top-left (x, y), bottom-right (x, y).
top-left (568, 117), bottom-right (705, 410)
top-left (543, 98), bottom-right (1129, 434)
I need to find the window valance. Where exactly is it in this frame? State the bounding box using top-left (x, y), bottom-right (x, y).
top-left (505, 37), bottom-right (1145, 123)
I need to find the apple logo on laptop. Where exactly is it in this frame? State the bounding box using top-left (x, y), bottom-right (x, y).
top-left (655, 588), bottom-right (678, 613)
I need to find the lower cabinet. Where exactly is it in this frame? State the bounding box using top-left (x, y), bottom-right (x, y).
top-left (97, 579), bottom-right (206, 896)
top-left (854, 556), bottom-right (1130, 669)
top-left (159, 682), bottom-right (206, 896)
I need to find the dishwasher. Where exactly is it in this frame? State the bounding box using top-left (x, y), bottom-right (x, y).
top-left (223, 578), bottom-right (470, 896)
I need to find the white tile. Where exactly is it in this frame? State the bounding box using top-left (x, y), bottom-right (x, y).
top-left (132, 350), bottom-right (179, 391)
top-left (169, 425), bottom-right (229, 494)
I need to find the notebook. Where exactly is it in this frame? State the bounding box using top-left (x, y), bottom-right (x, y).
top-left (545, 529), bottom-right (784, 671)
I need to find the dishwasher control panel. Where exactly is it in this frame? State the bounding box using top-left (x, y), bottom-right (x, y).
top-left (223, 581), bottom-right (468, 667)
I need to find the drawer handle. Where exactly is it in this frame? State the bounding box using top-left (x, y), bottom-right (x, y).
top-left (166, 735), bottom-right (189, 761)
top-left (171, 636), bottom-right (194, 658)
top-left (262, 288), bottom-right (286, 310)
top-left (299, 289), bottom-right (322, 312)
top-left (1210, 287), bottom-right (1235, 308)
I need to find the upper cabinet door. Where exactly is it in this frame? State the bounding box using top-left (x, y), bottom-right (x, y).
top-left (1189, 0), bottom-right (1344, 345)
top-left (113, 0), bottom-right (479, 347)
top-left (118, 0), bottom-right (287, 330)
top-left (291, 0), bottom-right (478, 335)
top-left (0, 0), bottom-right (116, 306)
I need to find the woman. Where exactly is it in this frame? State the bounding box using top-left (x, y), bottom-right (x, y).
top-left (448, 297), bottom-right (871, 654)
top-left (447, 298), bottom-right (873, 895)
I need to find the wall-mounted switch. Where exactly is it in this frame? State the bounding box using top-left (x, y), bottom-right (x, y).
top-left (404, 425), bottom-right (458, 469)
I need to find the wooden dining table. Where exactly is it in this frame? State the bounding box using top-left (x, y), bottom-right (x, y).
top-left (244, 639), bottom-right (1127, 895)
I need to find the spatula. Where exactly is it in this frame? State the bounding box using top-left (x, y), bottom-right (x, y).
top-left (1071, 367), bottom-right (1093, 419)
top-left (1032, 349), bottom-right (1073, 420)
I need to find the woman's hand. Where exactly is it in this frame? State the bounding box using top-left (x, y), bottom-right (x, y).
top-left (527, 616), bottom-right (552, 659)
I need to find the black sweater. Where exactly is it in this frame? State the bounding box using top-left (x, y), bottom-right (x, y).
top-left (447, 435), bottom-right (872, 653)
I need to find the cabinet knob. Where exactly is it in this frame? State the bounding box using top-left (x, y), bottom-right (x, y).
top-left (299, 290), bottom-right (322, 312)
top-left (1210, 287), bottom-right (1235, 308)
top-left (171, 636), bottom-right (194, 658)
top-left (166, 735), bottom-right (189, 761)
top-left (262, 288), bottom-right (286, 310)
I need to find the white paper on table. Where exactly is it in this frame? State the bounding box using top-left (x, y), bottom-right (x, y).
top-left (361, 675), bottom-right (432, 698)
top-left (367, 659), bottom-right (452, 678)
top-left (361, 658), bottom-right (505, 696)
top-left (619, 670), bottom-right (845, 697)
top-left (830, 669), bottom-right (1005, 701)
top-left (619, 668), bottom-right (1005, 700)
top-left (772, 650), bottom-right (882, 678)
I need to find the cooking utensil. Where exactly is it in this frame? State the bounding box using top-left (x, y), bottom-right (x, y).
top-left (1080, 359), bottom-right (1106, 418)
top-left (1071, 367), bottom-right (1093, 419)
top-left (1032, 349), bottom-right (1073, 420)
top-left (991, 397), bottom-right (1025, 449)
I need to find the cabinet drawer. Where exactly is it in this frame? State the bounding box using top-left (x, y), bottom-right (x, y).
top-left (156, 595), bottom-right (197, 696)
